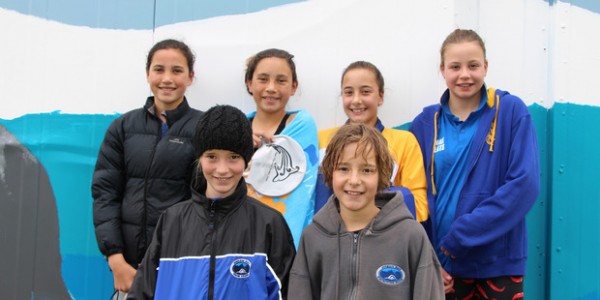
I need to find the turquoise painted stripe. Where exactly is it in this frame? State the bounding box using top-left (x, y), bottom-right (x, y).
top-left (2, 0), bottom-right (597, 30)
top-left (0, 112), bottom-right (118, 299)
top-left (154, 0), bottom-right (303, 28)
top-left (2, 102), bottom-right (599, 298)
top-left (0, 112), bottom-right (117, 256)
top-left (545, 0), bottom-right (600, 14)
top-left (62, 254), bottom-right (114, 299)
top-left (0, 0), bottom-right (304, 29)
top-left (0, 0), bottom-right (154, 29)
top-left (567, 0), bottom-right (600, 14)
top-left (548, 103), bottom-right (600, 300)
top-left (526, 104), bottom-right (550, 300)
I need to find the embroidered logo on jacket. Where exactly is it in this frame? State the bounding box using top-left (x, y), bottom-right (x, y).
top-left (434, 137), bottom-right (445, 153)
top-left (376, 264), bottom-right (405, 285)
top-left (230, 259), bottom-right (251, 279)
top-left (169, 138), bottom-right (184, 144)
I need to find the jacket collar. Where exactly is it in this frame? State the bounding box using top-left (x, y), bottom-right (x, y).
top-left (192, 177), bottom-right (248, 217)
top-left (143, 96), bottom-right (191, 127)
top-left (344, 118), bottom-right (385, 132)
top-left (313, 191), bottom-right (412, 235)
top-left (439, 85), bottom-right (490, 112)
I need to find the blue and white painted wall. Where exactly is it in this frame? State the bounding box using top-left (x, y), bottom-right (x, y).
top-left (0, 0), bottom-right (598, 299)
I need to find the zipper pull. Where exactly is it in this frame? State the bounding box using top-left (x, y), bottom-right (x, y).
top-left (209, 200), bottom-right (216, 229)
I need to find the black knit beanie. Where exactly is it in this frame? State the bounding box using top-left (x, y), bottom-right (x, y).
top-left (193, 105), bottom-right (254, 167)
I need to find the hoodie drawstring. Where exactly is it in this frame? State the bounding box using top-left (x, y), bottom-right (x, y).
top-left (430, 88), bottom-right (500, 195)
top-left (486, 88), bottom-right (500, 152)
top-left (430, 112), bottom-right (439, 196)
top-left (336, 222), bottom-right (341, 300)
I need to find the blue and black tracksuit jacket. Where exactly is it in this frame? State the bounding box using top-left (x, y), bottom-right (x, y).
top-left (128, 180), bottom-right (296, 299)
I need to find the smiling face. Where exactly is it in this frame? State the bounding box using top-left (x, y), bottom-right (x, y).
top-left (246, 57), bottom-right (298, 115)
top-left (146, 48), bottom-right (193, 112)
top-left (440, 41), bottom-right (488, 105)
top-left (200, 149), bottom-right (245, 199)
top-left (342, 68), bottom-right (383, 127)
top-left (332, 142), bottom-right (380, 216)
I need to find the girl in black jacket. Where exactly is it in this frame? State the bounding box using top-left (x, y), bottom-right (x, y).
top-left (92, 39), bottom-right (202, 296)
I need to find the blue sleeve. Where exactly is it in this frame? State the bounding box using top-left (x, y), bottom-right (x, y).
top-left (385, 186), bottom-right (416, 219)
top-left (314, 173), bottom-right (332, 214)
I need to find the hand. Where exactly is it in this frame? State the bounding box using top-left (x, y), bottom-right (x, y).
top-left (252, 132), bottom-right (273, 149)
top-left (441, 267), bottom-right (455, 294)
top-left (108, 253), bottom-right (136, 293)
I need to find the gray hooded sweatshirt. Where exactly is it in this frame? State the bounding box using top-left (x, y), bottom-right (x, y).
top-left (289, 192), bottom-right (444, 300)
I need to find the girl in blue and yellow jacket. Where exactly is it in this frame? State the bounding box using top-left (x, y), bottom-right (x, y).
top-left (410, 29), bottom-right (540, 300)
top-left (316, 61), bottom-right (428, 224)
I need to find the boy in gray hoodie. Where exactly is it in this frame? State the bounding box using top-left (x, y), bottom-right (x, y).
top-left (289, 123), bottom-right (444, 300)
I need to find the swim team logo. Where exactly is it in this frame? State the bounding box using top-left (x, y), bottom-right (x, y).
top-left (230, 259), bottom-right (251, 279)
top-left (376, 264), bottom-right (405, 285)
top-left (266, 143), bottom-right (300, 182)
top-left (246, 135), bottom-right (307, 196)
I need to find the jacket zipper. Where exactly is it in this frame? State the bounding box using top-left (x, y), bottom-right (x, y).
top-left (349, 232), bottom-right (359, 300)
top-left (139, 121), bottom-right (161, 262)
top-left (208, 200), bottom-right (217, 300)
top-left (458, 106), bottom-right (494, 213)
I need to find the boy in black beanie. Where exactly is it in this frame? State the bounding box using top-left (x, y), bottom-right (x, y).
top-left (129, 105), bottom-right (296, 299)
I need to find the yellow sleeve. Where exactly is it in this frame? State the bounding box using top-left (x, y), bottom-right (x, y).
top-left (318, 127), bottom-right (338, 150)
top-left (383, 129), bottom-right (429, 222)
top-left (317, 127), bottom-right (339, 164)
